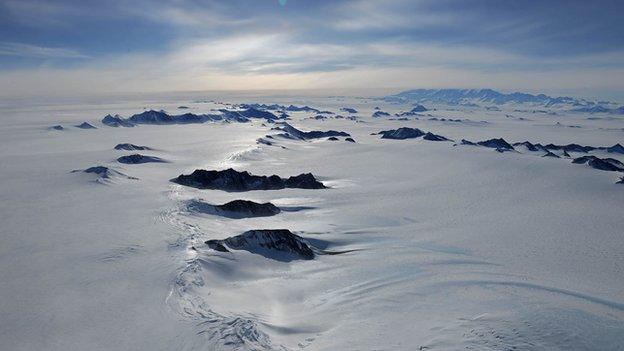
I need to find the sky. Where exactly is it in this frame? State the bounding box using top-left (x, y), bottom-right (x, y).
top-left (1, 0), bottom-right (623, 99)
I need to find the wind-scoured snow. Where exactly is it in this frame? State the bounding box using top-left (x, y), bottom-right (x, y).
top-left (1, 93), bottom-right (623, 351)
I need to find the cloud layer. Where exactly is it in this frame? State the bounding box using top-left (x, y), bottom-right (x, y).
top-left (1, 0), bottom-right (623, 98)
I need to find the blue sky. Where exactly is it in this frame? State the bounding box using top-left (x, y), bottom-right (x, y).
top-left (1, 0), bottom-right (623, 98)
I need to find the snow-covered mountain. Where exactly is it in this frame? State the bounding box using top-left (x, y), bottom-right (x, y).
top-left (383, 88), bottom-right (598, 107)
top-left (572, 105), bottom-right (624, 114)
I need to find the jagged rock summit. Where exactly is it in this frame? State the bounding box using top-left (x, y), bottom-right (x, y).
top-left (172, 168), bottom-right (326, 191)
top-left (75, 122), bottom-right (97, 129)
top-left (273, 122), bottom-right (350, 140)
top-left (378, 127), bottom-right (425, 139)
top-left (101, 107), bottom-right (284, 127)
top-left (71, 166), bottom-right (137, 182)
top-left (372, 111), bottom-right (391, 118)
top-left (117, 154), bottom-right (168, 164)
top-left (187, 199), bottom-right (281, 218)
top-left (423, 132), bottom-right (452, 141)
top-left (205, 229), bottom-right (316, 261)
top-left (542, 151), bottom-right (560, 158)
top-left (572, 156), bottom-right (624, 172)
top-left (513, 141), bottom-right (546, 152)
top-left (606, 143), bottom-right (624, 154)
top-left (114, 143), bottom-right (153, 151)
top-left (102, 114), bottom-right (135, 127)
top-left (462, 138), bottom-right (515, 150)
top-left (395, 105), bottom-right (428, 117)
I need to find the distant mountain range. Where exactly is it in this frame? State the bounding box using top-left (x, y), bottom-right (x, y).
top-left (383, 89), bottom-right (620, 110)
top-left (571, 105), bottom-right (624, 114)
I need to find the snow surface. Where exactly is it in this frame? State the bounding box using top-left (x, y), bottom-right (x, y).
top-left (1, 93), bottom-right (623, 350)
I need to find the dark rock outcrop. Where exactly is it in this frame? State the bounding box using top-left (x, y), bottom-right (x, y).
top-left (216, 110), bottom-right (249, 123)
top-left (239, 103), bottom-right (284, 111)
top-left (395, 105), bottom-right (428, 117)
top-left (176, 112), bottom-right (222, 123)
top-left (172, 168), bottom-right (325, 191)
top-left (308, 115), bottom-right (327, 120)
top-left (114, 143), bottom-right (153, 151)
top-left (378, 127), bottom-right (425, 140)
top-left (283, 173), bottom-right (325, 189)
top-left (128, 110), bottom-right (174, 124)
top-left (76, 166), bottom-right (111, 177)
top-left (75, 122), bottom-right (97, 129)
top-left (345, 137), bottom-right (356, 143)
top-left (340, 107), bottom-right (358, 113)
top-left (544, 143), bottom-right (595, 153)
top-left (206, 229), bottom-right (315, 260)
top-left (49, 125), bottom-right (64, 130)
top-left (205, 240), bottom-right (229, 252)
top-left (237, 108), bottom-right (280, 120)
top-left (514, 141), bottom-right (624, 154)
top-left (513, 141), bottom-right (546, 152)
top-left (127, 110), bottom-right (226, 124)
top-left (130, 109), bottom-right (229, 124)
top-left (411, 104), bottom-right (428, 112)
top-left (423, 132), bottom-right (452, 141)
top-left (572, 156), bottom-right (624, 172)
top-left (542, 151), bottom-right (560, 158)
top-left (274, 122), bottom-right (350, 140)
top-left (605, 143), bottom-right (624, 154)
top-left (430, 118), bottom-right (455, 122)
top-left (188, 199), bottom-right (281, 218)
top-left (327, 136), bottom-right (339, 141)
top-left (461, 138), bottom-right (514, 150)
top-left (216, 200), bottom-right (280, 217)
top-left (285, 105), bottom-right (320, 113)
top-left (372, 111), bottom-right (391, 118)
top-left (71, 166), bottom-right (137, 181)
top-left (512, 142), bottom-right (623, 154)
top-left (102, 114), bottom-right (135, 127)
top-left (256, 138), bottom-right (273, 146)
top-left (117, 154), bottom-right (168, 164)
top-left (102, 108), bottom-right (276, 127)
top-left (477, 138), bottom-right (514, 150)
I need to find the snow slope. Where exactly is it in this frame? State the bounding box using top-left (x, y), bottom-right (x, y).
top-left (0, 93), bottom-right (623, 350)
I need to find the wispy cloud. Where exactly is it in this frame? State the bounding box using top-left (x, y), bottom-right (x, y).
top-left (0, 0), bottom-right (623, 98)
top-left (329, 0), bottom-right (456, 31)
top-left (124, 1), bottom-right (256, 29)
top-left (0, 42), bottom-right (89, 59)
top-left (1, 0), bottom-right (87, 27)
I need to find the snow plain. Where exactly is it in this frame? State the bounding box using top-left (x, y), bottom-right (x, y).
top-left (1, 93), bottom-right (623, 350)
